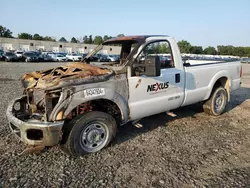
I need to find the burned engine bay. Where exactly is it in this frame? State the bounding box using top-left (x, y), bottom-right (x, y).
top-left (20, 63), bottom-right (114, 122)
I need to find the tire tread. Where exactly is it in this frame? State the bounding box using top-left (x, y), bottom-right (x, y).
top-left (62, 111), bottom-right (117, 156)
top-left (203, 86), bottom-right (227, 116)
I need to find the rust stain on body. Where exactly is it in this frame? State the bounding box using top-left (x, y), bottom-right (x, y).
top-left (56, 111), bottom-right (64, 120)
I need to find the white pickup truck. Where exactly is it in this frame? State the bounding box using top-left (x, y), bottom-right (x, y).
top-left (66, 53), bottom-right (82, 61)
top-left (6, 35), bottom-right (242, 156)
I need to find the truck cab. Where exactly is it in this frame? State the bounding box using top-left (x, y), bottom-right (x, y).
top-left (6, 35), bottom-right (242, 156)
top-left (125, 36), bottom-right (185, 120)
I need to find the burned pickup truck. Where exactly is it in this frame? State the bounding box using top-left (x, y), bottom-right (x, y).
top-left (6, 35), bottom-right (242, 156)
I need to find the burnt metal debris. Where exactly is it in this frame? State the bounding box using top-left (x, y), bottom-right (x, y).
top-left (20, 63), bottom-right (113, 90)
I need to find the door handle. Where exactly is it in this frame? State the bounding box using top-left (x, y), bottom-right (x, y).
top-left (175, 73), bottom-right (180, 83)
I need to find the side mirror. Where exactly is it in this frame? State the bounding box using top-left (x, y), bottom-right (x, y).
top-left (133, 56), bottom-right (161, 77)
top-left (143, 56), bottom-right (161, 77)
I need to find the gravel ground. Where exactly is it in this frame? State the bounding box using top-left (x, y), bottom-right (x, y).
top-left (0, 62), bottom-right (250, 188)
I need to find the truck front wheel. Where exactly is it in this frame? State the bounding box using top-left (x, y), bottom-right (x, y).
top-left (203, 86), bottom-right (228, 116)
top-left (63, 111), bottom-right (117, 156)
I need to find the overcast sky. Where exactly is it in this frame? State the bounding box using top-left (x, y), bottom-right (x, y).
top-left (1, 0), bottom-right (250, 48)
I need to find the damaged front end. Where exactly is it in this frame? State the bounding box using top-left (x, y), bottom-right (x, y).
top-left (6, 63), bottom-right (114, 147)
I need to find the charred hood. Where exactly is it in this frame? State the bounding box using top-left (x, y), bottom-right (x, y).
top-left (21, 63), bottom-right (114, 90)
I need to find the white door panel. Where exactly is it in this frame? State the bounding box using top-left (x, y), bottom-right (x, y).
top-left (128, 68), bottom-right (185, 120)
top-left (128, 38), bottom-right (185, 120)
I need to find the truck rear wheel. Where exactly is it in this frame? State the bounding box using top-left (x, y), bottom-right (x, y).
top-left (63, 111), bottom-right (117, 156)
top-left (203, 86), bottom-right (228, 116)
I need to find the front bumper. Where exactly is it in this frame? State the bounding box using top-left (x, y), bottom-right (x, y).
top-left (6, 96), bottom-right (64, 146)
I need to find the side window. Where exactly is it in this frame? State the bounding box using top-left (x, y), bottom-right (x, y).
top-left (137, 40), bottom-right (174, 69)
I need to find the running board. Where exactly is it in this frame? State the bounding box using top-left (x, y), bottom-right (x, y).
top-left (132, 119), bottom-right (143, 128)
top-left (166, 111), bottom-right (177, 117)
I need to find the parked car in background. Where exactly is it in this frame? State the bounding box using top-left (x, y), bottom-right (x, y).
top-left (77, 53), bottom-right (87, 59)
top-left (66, 53), bottom-right (82, 61)
top-left (0, 51), bottom-right (5, 61)
top-left (46, 52), bottom-right (55, 57)
top-left (58, 52), bottom-right (67, 57)
top-left (88, 55), bottom-right (99, 62)
top-left (21, 52), bottom-right (39, 62)
top-left (31, 51), bottom-right (41, 57)
top-left (106, 55), bottom-right (116, 62)
top-left (241, 58), bottom-right (250, 64)
top-left (110, 54), bottom-right (120, 61)
top-left (57, 52), bottom-right (68, 60)
top-left (4, 52), bottom-right (18, 62)
top-left (247, 58), bottom-right (250, 63)
top-left (81, 53), bottom-right (88, 59)
top-left (90, 54), bottom-right (120, 66)
top-left (15, 51), bottom-right (24, 61)
top-left (39, 54), bottom-right (54, 62)
top-left (52, 54), bottom-right (68, 62)
top-left (95, 54), bottom-right (110, 62)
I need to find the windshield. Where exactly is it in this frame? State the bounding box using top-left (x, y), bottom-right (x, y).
top-left (83, 40), bottom-right (140, 66)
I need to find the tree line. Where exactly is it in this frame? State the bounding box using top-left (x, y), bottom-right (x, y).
top-left (0, 25), bottom-right (249, 57)
top-left (177, 40), bottom-right (250, 57)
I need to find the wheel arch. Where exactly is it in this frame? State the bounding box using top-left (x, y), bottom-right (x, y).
top-left (52, 91), bottom-right (129, 124)
top-left (205, 71), bottom-right (231, 101)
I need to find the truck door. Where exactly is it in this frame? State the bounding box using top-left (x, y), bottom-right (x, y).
top-left (128, 40), bottom-right (185, 120)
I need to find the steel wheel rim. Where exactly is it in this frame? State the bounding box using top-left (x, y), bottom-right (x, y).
top-left (214, 90), bottom-right (225, 113)
top-left (80, 121), bottom-right (109, 152)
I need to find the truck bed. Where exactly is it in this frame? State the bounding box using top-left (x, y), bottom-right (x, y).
top-left (182, 60), bottom-right (241, 106)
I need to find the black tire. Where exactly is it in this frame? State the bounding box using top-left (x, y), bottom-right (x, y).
top-left (63, 111), bottom-right (117, 156)
top-left (203, 86), bottom-right (228, 116)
